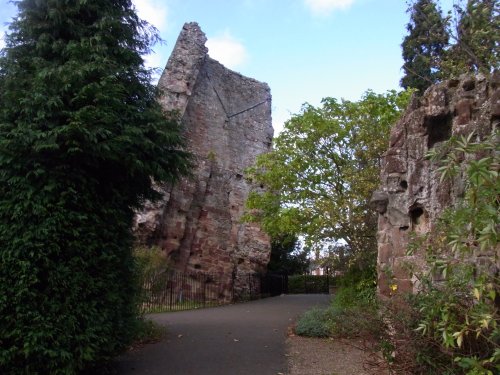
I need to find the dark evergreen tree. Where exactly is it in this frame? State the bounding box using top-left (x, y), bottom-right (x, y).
top-left (401, 0), bottom-right (449, 93)
top-left (268, 234), bottom-right (310, 275)
top-left (0, 1), bottom-right (190, 373)
top-left (443, 0), bottom-right (499, 76)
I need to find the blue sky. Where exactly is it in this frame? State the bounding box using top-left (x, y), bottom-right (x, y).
top-left (0, 0), bottom-right (455, 133)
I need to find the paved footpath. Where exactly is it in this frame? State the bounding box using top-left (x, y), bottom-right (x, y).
top-left (114, 294), bottom-right (330, 375)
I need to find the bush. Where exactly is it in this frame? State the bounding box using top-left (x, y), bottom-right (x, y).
top-left (134, 246), bottom-right (171, 280)
top-left (295, 287), bottom-right (382, 339)
top-left (134, 246), bottom-right (175, 313)
top-left (295, 269), bottom-right (381, 339)
top-left (132, 318), bottom-right (167, 346)
top-left (295, 308), bottom-right (333, 337)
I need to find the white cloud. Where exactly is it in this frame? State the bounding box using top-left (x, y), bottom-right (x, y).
top-left (143, 51), bottom-right (163, 69)
top-left (304, 0), bottom-right (355, 15)
top-left (143, 51), bottom-right (165, 84)
top-left (132, 0), bottom-right (169, 82)
top-left (132, 0), bottom-right (168, 31)
top-left (206, 31), bottom-right (248, 70)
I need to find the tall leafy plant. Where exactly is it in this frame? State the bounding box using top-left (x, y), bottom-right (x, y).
top-left (404, 132), bottom-right (499, 374)
top-left (268, 233), bottom-right (310, 275)
top-left (0, 1), bottom-right (190, 373)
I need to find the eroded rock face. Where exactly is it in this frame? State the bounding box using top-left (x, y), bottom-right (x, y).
top-left (134, 23), bottom-right (273, 298)
top-left (374, 73), bottom-right (499, 297)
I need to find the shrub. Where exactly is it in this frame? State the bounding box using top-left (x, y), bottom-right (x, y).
top-left (295, 269), bottom-right (381, 339)
top-left (134, 246), bottom-right (171, 280)
top-left (134, 246), bottom-right (172, 313)
top-left (132, 318), bottom-right (167, 346)
top-left (295, 308), bottom-right (333, 337)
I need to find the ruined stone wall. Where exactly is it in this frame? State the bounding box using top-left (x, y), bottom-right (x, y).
top-left (134, 23), bottom-right (273, 299)
top-left (373, 73), bottom-right (499, 297)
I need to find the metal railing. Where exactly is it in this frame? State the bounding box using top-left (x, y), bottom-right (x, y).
top-left (140, 271), bottom-right (286, 313)
top-left (287, 274), bottom-right (332, 294)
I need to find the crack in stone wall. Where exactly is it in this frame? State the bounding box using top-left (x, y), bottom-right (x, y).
top-left (133, 23), bottom-right (273, 300)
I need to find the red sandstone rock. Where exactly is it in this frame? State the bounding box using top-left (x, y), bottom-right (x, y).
top-left (133, 23), bottom-right (272, 298)
top-left (373, 73), bottom-right (498, 297)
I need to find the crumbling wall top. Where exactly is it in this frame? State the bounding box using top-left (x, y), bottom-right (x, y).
top-left (157, 22), bottom-right (208, 115)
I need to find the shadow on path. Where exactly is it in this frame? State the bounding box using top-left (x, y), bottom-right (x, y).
top-left (114, 294), bottom-right (330, 375)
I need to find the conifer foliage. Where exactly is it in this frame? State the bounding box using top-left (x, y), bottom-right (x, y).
top-left (0, 1), bottom-right (190, 373)
top-left (401, 0), bottom-right (499, 92)
top-left (443, 0), bottom-right (499, 76)
top-left (401, 0), bottom-right (449, 93)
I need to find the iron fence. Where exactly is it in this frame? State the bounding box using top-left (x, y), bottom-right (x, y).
top-left (140, 271), bottom-right (287, 313)
top-left (287, 274), bottom-right (333, 294)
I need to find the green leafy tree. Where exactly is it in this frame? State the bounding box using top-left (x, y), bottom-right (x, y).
top-left (443, 0), bottom-right (500, 76)
top-left (245, 90), bottom-right (411, 271)
top-left (401, 0), bottom-right (449, 93)
top-left (267, 233), bottom-right (310, 275)
top-left (318, 244), bottom-right (350, 273)
top-left (0, 1), bottom-right (190, 373)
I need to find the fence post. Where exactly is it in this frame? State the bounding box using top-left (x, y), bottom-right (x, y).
top-left (259, 273), bottom-right (263, 299)
top-left (326, 267), bottom-right (330, 294)
top-left (284, 272), bottom-right (289, 294)
top-left (248, 274), bottom-right (254, 300)
top-left (169, 273), bottom-right (174, 311)
top-left (231, 270), bottom-right (236, 303)
top-left (202, 274), bottom-right (206, 308)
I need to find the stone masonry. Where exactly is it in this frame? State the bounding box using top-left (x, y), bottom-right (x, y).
top-left (133, 23), bottom-right (273, 300)
top-left (372, 73), bottom-right (499, 297)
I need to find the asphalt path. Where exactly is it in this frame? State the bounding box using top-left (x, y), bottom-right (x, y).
top-left (114, 294), bottom-right (330, 375)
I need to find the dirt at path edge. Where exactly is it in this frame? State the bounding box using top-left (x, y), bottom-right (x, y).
top-left (286, 335), bottom-right (390, 375)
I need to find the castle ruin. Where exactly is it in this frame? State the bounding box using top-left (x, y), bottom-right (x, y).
top-left (134, 23), bottom-right (273, 300)
top-left (373, 72), bottom-right (499, 297)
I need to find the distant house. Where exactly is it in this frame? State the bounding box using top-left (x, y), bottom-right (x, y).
top-left (309, 262), bottom-right (326, 276)
top-left (309, 261), bottom-right (343, 277)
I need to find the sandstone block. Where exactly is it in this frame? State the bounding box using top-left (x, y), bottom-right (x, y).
top-left (491, 89), bottom-right (500, 118)
top-left (455, 99), bottom-right (473, 125)
top-left (378, 243), bottom-right (392, 264)
top-left (370, 190), bottom-right (389, 214)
